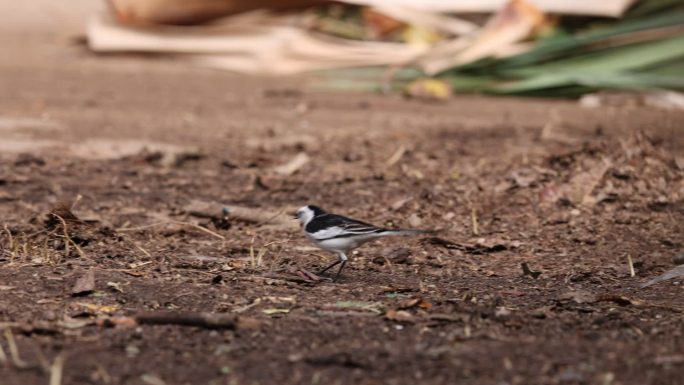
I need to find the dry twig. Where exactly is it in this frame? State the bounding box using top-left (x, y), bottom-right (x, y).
top-left (135, 312), bottom-right (243, 329)
top-left (118, 220), bottom-right (224, 240)
top-left (51, 214), bottom-right (86, 258)
top-left (4, 327), bottom-right (29, 368)
top-left (49, 354), bottom-right (66, 385)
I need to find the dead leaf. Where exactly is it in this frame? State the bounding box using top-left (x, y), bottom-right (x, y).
top-left (398, 297), bottom-right (432, 310)
top-left (471, 237), bottom-right (517, 252)
top-left (390, 197), bottom-right (413, 211)
top-left (385, 309), bottom-right (415, 323)
top-left (107, 281), bottom-right (125, 293)
top-left (384, 247), bottom-right (411, 264)
top-left (402, 25), bottom-right (443, 48)
top-left (408, 213), bottom-right (422, 227)
top-left (0, 285), bottom-right (15, 290)
top-left (71, 270), bottom-right (95, 296)
top-left (272, 152), bottom-right (310, 176)
top-left (542, 158), bottom-right (613, 206)
top-left (362, 7), bottom-right (404, 38)
top-left (495, 307), bottom-right (512, 317)
top-left (420, 0), bottom-right (547, 74)
top-left (334, 301), bottom-right (383, 314)
top-left (404, 78), bottom-right (452, 100)
top-left (510, 169), bottom-right (538, 188)
top-left (675, 157), bottom-right (684, 171)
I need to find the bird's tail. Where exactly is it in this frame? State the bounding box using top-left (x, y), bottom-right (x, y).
top-left (378, 229), bottom-right (436, 237)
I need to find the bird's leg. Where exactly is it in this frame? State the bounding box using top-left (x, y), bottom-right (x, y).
top-left (318, 257), bottom-right (341, 276)
top-left (318, 252), bottom-right (348, 280)
top-left (333, 253), bottom-right (348, 282)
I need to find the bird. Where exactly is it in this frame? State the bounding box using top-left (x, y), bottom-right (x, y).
top-left (294, 205), bottom-right (434, 281)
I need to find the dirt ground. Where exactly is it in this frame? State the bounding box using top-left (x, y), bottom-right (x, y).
top-left (1, 6), bottom-right (684, 385)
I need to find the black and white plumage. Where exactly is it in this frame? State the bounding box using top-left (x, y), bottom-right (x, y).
top-left (295, 205), bottom-right (433, 280)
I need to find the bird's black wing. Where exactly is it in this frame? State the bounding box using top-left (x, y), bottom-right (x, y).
top-left (305, 213), bottom-right (385, 239)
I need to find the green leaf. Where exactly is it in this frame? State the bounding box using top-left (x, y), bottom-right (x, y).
top-left (507, 35), bottom-right (684, 77)
top-left (490, 11), bottom-right (684, 70)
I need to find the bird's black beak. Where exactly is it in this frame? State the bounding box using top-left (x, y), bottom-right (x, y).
top-left (292, 212), bottom-right (299, 219)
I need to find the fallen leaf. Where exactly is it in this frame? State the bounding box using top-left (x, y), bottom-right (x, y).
top-left (402, 25), bottom-right (442, 48)
top-left (565, 157), bottom-right (613, 206)
top-left (404, 78), bottom-right (452, 100)
top-left (0, 285), bottom-right (15, 290)
top-left (334, 301), bottom-right (383, 313)
top-left (362, 7), bottom-right (404, 38)
top-left (398, 297), bottom-right (432, 310)
top-left (675, 157), bottom-right (684, 171)
top-left (472, 237), bottom-right (514, 252)
top-left (384, 247), bottom-right (411, 264)
top-left (106, 281), bottom-right (125, 293)
top-left (419, 0), bottom-right (546, 74)
top-left (408, 213), bottom-right (422, 227)
top-left (495, 307), bottom-right (512, 317)
top-left (140, 373), bottom-right (166, 385)
top-left (71, 270), bottom-right (95, 296)
top-left (510, 169), bottom-right (538, 188)
top-left (272, 152), bottom-right (310, 176)
top-left (385, 309), bottom-right (415, 323)
top-left (390, 197), bottom-right (413, 211)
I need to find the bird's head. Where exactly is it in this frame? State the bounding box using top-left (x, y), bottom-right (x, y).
top-left (294, 205), bottom-right (324, 225)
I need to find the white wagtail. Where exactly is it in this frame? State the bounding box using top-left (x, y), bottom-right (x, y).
top-left (295, 205), bottom-right (434, 280)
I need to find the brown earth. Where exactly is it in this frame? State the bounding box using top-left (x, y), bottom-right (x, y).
top-left (1, 6), bottom-right (684, 385)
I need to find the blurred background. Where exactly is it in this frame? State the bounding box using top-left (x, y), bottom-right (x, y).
top-left (4, 0), bottom-right (682, 100)
top-left (86, 0), bottom-right (684, 100)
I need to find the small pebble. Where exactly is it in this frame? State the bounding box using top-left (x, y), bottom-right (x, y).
top-left (408, 213), bottom-right (422, 227)
top-left (673, 252), bottom-right (684, 266)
